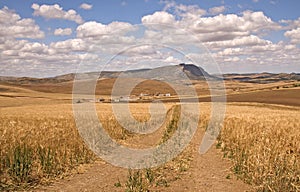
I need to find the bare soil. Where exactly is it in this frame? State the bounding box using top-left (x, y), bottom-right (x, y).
top-left (35, 126), bottom-right (253, 192)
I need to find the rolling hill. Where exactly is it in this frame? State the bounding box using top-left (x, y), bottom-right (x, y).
top-left (0, 63), bottom-right (215, 86)
top-left (0, 63), bottom-right (299, 107)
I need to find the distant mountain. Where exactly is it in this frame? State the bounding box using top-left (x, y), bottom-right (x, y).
top-left (180, 63), bottom-right (213, 80)
top-left (118, 63), bottom-right (216, 82)
top-left (223, 72), bottom-right (300, 83)
top-left (0, 63), bottom-right (215, 85)
top-left (0, 64), bottom-right (299, 85)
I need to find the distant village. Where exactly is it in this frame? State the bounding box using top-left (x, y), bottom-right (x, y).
top-left (75, 92), bottom-right (172, 103)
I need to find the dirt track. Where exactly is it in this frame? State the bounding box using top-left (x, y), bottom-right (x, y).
top-left (36, 127), bottom-right (253, 192)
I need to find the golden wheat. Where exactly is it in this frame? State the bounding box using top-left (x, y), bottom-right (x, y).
top-left (0, 104), bottom-right (96, 190)
top-left (218, 103), bottom-right (300, 192)
top-left (1, 102), bottom-right (299, 191)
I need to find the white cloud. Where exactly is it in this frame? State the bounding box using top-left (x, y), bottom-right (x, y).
top-left (79, 3), bottom-right (93, 10)
top-left (211, 40), bottom-right (300, 71)
top-left (54, 28), bottom-right (72, 36)
top-left (209, 6), bottom-right (226, 15)
top-left (162, 1), bottom-right (206, 20)
top-left (20, 42), bottom-right (48, 54)
top-left (75, 21), bottom-right (138, 55)
top-left (31, 3), bottom-right (84, 24)
top-left (163, 55), bottom-right (182, 64)
top-left (0, 38), bottom-right (48, 56)
top-left (49, 39), bottom-right (88, 54)
top-left (217, 48), bottom-right (243, 56)
top-left (122, 45), bottom-right (158, 56)
top-left (161, 0), bottom-right (176, 11)
top-left (250, 43), bottom-right (282, 53)
top-left (1, 2), bottom-right (300, 76)
top-left (284, 27), bottom-right (300, 44)
top-left (190, 11), bottom-right (280, 35)
top-left (205, 35), bottom-right (272, 49)
top-left (142, 11), bottom-right (175, 25)
top-left (141, 10), bottom-right (281, 44)
top-left (280, 17), bottom-right (300, 29)
top-left (284, 44), bottom-right (296, 50)
top-left (142, 9), bottom-right (281, 42)
top-left (0, 36), bottom-right (99, 77)
top-left (77, 21), bottom-right (136, 38)
top-left (224, 56), bottom-right (240, 62)
top-left (0, 7), bottom-right (44, 39)
top-left (173, 4), bottom-right (206, 18)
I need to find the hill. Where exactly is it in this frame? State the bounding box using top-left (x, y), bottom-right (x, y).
top-left (223, 72), bottom-right (300, 83)
top-left (0, 63), bottom-right (214, 86)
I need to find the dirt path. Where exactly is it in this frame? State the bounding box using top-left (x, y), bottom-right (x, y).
top-left (36, 136), bottom-right (252, 191)
top-left (36, 106), bottom-right (253, 192)
top-left (165, 129), bottom-right (252, 192)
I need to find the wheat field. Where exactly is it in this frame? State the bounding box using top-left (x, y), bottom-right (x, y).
top-left (218, 103), bottom-right (300, 192)
top-left (0, 101), bottom-right (299, 191)
top-left (0, 104), bottom-right (95, 190)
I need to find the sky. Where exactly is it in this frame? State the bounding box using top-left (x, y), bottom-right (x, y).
top-left (0, 0), bottom-right (299, 77)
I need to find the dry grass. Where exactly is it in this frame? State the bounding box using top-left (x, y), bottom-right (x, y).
top-left (218, 103), bottom-right (300, 191)
top-left (0, 102), bottom-right (195, 191)
top-left (0, 102), bottom-right (176, 190)
top-left (120, 105), bottom-right (196, 192)
top-left (1, 95), bottom-right (299, 191)
top-left (0, 104), bottom-right (96, 190)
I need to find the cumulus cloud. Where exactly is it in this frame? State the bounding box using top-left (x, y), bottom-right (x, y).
top-left (54, 28), bottom-right (72, 36)
top-left (205, 35), bottom-right (272, 49)
top-left (162, 1), bottom-right (206, 20)
top-left (0, 6), bottom-right (44, 39)
top-left (174, 4), bottom-right (206, 19)
top-left (79, 3), bottom-right (93, 10)
top-left (77, 21), bottom-right (136, 38)
top-left (217, 47), bottom-right (244, 56)
top-left (208, 6), bottom-right (226, 15)
top-left (285, 28), bottom-right (300, 44)
top-left (1, 2), bottom-right (300, 76)
top-left (74, 21), bottom-right (139, 55)
top-left (122, 45), bottom-right (158, 56)
top-left (0, 36), bottom-right (99, 77)
top-left (280, 17), bottom-right (300, 30)
top-left (224, 56), bottom-right (240, 62)
top-left (142, 11), bottom-right (175, 25)
top-left (141, 9), bottom-right (281, 43)
top-left (0, 38), bottom-right (49, 57)
top-left (139, 9), bottom-right (282, 51)
top-left (31, 3), bottom-right (84, 24)
top-left (190, 11), bottom-right (280, 35)
top-left (50, 39), bottom-right (87, 53)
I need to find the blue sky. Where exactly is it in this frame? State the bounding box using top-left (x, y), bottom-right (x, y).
top-left (0, 0), bottom-right (299, 77)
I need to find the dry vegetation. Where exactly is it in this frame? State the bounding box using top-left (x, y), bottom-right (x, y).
top-left (0, 83), bottom-right (299, 191)
top-left (113, 104), bottom-right (196, 192)
top-left (0, 104), bottom-right (96, 190)
top-left (218, 103), bottom-right (300, 191)
top-left (0, 102), bottom-right (194, 191)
